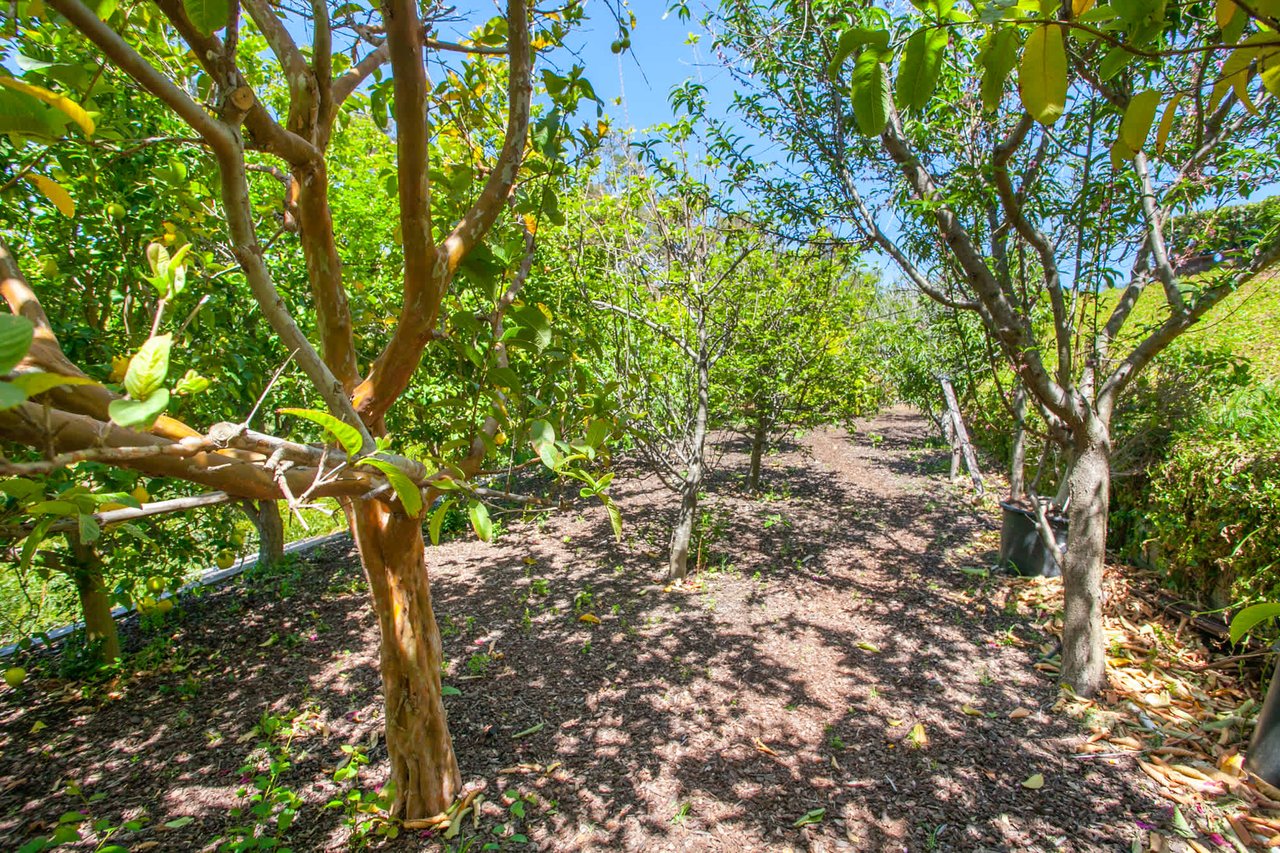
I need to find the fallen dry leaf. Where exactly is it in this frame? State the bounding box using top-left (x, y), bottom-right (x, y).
top-left (1009, 707), bottom-right (1032, 720)
top-left (754, 737), bottom-right (778, 756)
top-left (1021, 773), bottom-right (1045, 790)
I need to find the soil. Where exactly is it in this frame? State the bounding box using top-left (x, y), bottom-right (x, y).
top-left (0, 408), bottom-right (1223, 851)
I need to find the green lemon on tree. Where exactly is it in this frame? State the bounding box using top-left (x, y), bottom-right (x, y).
top-left (145, 576), bottom-right (165, 594)
top-left (215, 550), bottom-right (236, 570)
top-left (107, 202), bottom-right (125, 220)
top-left (4, 667), bottom-right (26, 688)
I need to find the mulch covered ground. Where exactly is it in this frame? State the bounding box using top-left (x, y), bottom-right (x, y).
top-left (0, 408), bottom-right (1270, 851)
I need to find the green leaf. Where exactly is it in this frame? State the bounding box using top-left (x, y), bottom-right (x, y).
top-left (468, 501), bottom-right (493, 542)
top-left (123, 334), bottom-right (171, 400)
top-left (828, 27), bottom-right (890, 76)
top-left (1229, 603), bottom-right (1280, 643)
top-left (10, 372), bottom-right (97, 398)
top-left (278, 408), bottom-right (364, 457)
top-left (173, 369), bottom-right (210, 396)
top-left (108, 388), bottom-right (170, 430)
top-left (980, 28), bottom-right (1019, 113)
top-left (163, 817), bottom-right (195, 829)
top-left (0, 314), bottom-right (34, 374)
top-left (585, 417), bottom-right (611, 448)
top-left (793, 808), bottom-right (825, 828)
top-left (77, 513), bottom-right (99, 545)
top-left (428, 499), bottom-right (454, 545)
top-left (0, 381), bottom-right (26, 410)
top-left (530, 418), bottom-right (555, 448)
top-left (512, 304), bottom-right (551, 352)
top-left (1110, 136), bottom-right (1134, 170)
top-left (356, 455), bottom-right (423, 518)
top-left (601, 495), bottom-right (622, 542)
top-left (896, 28), bottom-right (948, 112)
top-left (850, 51), bottom-right (890, 136)
top-left (1098, 45), bottom-right (1134, 81)
top-left (441, 684), bottom-right (462, 697)
top-left (182, 0), bottom-right (229, 35)
top-left (1119, 89), bottom-right (1161, 151)
top-left (1019, 24), bottom-right (1067, 125)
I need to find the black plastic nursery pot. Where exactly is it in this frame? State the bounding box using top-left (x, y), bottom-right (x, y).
top-left (999, 501), bottom-right (1068, 579)
top-left (1247, 668), bottom-right (1280, 786)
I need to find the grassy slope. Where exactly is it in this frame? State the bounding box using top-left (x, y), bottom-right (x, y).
top-left (1099, 272), bottom-right (1280, 378)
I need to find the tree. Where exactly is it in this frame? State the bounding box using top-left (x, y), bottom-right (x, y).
top-left (0, 0), bottom-right (614, 816)
top-left (706, 0), bottom-right (1280, 695)
top-left (714, 245), bottom-right (881, 491)
top-left (580, 138), bottom-right (756, 580)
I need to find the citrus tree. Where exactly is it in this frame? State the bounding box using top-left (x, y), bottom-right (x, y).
top-left (0, 0), bottom-right (618, 817)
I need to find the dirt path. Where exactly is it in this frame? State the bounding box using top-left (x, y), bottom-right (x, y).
top-left (0, 408), bottom-right (1165, 851)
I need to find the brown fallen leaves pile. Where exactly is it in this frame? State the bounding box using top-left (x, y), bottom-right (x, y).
top-left (1003, 566), bottom-right (1280, 851)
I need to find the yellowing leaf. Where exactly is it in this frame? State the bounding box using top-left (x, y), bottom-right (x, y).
top-left (908, 722), bottom-right (928, 747)
top-left (1022, 772), bottom-right (1045, 789)
top-left (887, 718), bottom-right (904, 727)
top-left (856, 640), bottom-right (880, 653)
top-left (1119, 89), bottom-right (1161, 152)
top-left (1154, 93), bottom-right (1184, 157)
top-left (1019, 24), bottom-right (1067, 125)
top-left (522, 214), bottom-right (537, 235)
top-left (1216, 0), bottom-right (1238, 31)
top-left (0, 76), bottom-right (94, 135)
top-left (1072, 0), bottom-right (1095, 15)
top-left (26, 174), bottom-right (74, 217)
top-left (30, 720), bottom-right (46, 734)
top-left (578, 613), bottom-right (601, 624)
top-left (961, 704), bottom-right (982, 716)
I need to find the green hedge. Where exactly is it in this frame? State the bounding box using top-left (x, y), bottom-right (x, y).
top-left (1142, 384), bottom-right (1280, 607)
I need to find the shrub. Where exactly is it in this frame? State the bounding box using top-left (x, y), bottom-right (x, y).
top-left (1143, 383), bottom-right (1280, 607)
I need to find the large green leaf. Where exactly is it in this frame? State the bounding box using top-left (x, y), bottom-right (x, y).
top-left (828, 26), bottom-right (890, 77)
top-left (356, 455), bottom-right (423, 518)
top-left (278, 407), bottom-right (364, 457)
top-left (851, 51), bottom-right (890, 136)
top-left (980, 28), bottom-right (1019, 113)
top-left (0, 314), bottom-right (34, 374)
top-left (1119, 89), bottom-right (1161, 152)
top-left (512, 304), bottom-right (551, 352)
top-left (468, 501), bottom-right (494, 542)
top-left (182, 0), bottom-right (229, 35)
top-left (107, 388), bottom-right (170, 430)
top-left (123, 334), bottom-right (171, 400)
top-left (896, 28), bottom-right (948, 112)
top-left (1229, 603), bottom-right (1280, 643)
top-left (428, 499), bottom-right (455, 545)
top-left (1019, 24), bottom-right (1067, 125)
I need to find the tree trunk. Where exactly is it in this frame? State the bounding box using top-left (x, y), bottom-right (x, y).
top-left (348, 498), bottom-right (460, 818)
top-left (1009, 387), bottom-right (1027, 501)
top-left (667, 480), bottom-right (699, 580)
top-left (67, 534), bottom-right (120, 664)
top-left (669, 329), bottom-right (711, 581)
top-left (747, 413), bottom-right (767, 492)
top-left (1059, 417), bottom-right (1111, 698)
top-left (251, 500), bottom-right (285, 568)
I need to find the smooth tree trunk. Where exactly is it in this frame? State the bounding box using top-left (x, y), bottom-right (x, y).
top-left (1009, 387), bottom-right (1027, 501)
top-left (68, 534), bottom-right (120, 664)
top-left (668, 333), bottom-right (711, 582)
top-left (1059, 416), bottom-right (1111, 698)
top-left (349, 498), bottom-right (460, 818)
top-left (747, 413), bottom-right (768, 492)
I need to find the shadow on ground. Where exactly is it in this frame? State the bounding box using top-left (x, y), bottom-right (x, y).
top-left (0, 408), bottom-right (1160, 852)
